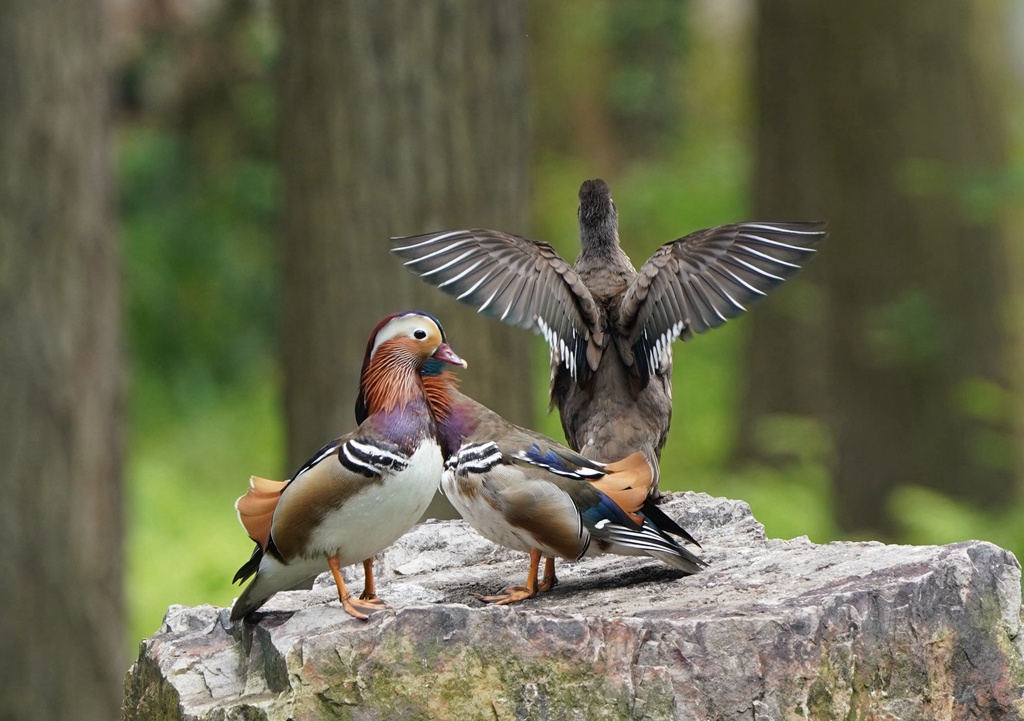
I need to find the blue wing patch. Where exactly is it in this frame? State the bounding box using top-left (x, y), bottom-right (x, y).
top-left (513, 443), bottom-right (605, 480)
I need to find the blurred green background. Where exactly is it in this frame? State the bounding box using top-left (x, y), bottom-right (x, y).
top-left (116, 0), bottom-right (1024, 658)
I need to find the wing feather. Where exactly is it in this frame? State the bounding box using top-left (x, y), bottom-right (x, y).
top-left (392, 229), bottom-right (604, 377)
top-left (621, 221), bottom-right (826, 385)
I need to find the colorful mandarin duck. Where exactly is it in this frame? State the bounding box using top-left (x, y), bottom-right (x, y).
top-left (230, 312), bottom-right (466, 621)
top-left (405, 358), bottom-right (707, 605)
top-left (392, 179), bottom-right (825, 497)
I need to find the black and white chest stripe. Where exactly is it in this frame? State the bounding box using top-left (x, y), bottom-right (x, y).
top-left (447, 442), bottom-right (504, 476)
top-left (337, 438), bottom-right (412, 477)
top-left (293, 437), bottom-right (414, 480)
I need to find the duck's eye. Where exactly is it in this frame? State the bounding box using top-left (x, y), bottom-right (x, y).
top-left (413, 329), bottom-right (428, 340)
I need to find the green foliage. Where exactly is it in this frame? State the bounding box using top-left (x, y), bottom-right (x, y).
top-left (119, 4), bottom-right (280, 652)
top-left (861, 291), bottom-right (946, 367)
top-left (126, 363), bottom-right (283, 648)
top-left (121, 124), bottom-right (277, 393)
top-left (890, 484), bottom-right (1024, 551)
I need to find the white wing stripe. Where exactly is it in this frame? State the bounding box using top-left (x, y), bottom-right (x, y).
top-left (692, 278), bottom-right (729, 323)
top-left (437, 258), bottom-right (486, 288)
top-left (420, 249), bottom-right (477, 277)
top-left (735, 243), bottom-right (802, 269)
top-left (703, 276), bottom-right (747, 312)
top-left (511, 451), bottom-right (605, 479)
top-left (731, 256), bottom-right (786, 282)
top-left (740, 232), bottom-right (816, 253)
top-left (718, 265), bottom-right (768, 296)
top-left (456, 269), bottom-right (497, 300)
top-left (400, 238), bottom-right (474, 265)
top-left (743, 223), bottom-right (823, 237)
top-left (392, 230), bottom-right (465, 251)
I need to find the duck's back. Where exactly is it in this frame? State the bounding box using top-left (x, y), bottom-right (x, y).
top-left (555, 249), bottom-right (672, 468)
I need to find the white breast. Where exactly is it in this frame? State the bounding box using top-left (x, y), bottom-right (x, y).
top-left (441, 465), bottom-right (589, 561)
top-left (441, 470), bottom-right (536, 555)
top-left (307, 439), bottom-right (442, 565)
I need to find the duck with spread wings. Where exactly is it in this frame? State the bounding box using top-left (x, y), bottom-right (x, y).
top-left (392, 179), bottom-right (825, 496)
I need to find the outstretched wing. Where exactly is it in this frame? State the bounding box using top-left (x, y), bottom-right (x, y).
top-left (620, 221), bottom-right (826, 384)
top-left (391, 229), bottom-right (604, 379)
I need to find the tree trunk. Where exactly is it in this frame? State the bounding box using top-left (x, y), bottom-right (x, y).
top-left (746, 0), bottom-right (1014, 534)
top-left (0, 2), bottom-right (123, 720)
top-left (277, 2), bottom-right (533, 474)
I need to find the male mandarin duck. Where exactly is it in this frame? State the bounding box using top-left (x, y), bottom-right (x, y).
top-left (392, 179), bottom-right (826, 496)
top-left (405, 357), bottom-right (707, 604)
top-left (230, 311), bottom-right (466, 622)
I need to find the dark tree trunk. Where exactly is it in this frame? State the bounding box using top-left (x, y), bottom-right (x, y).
top-left (0, 1), bottom-right (123, 719)
top-left (277, 2), bottom-right (533, 474)
top-left (746, 0), bottom-right (1014, 534)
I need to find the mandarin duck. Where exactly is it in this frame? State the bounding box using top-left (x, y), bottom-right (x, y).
top-left (230, 311), bottom-right (466, 621)
top-left (392, 179), bottom-right (826, 496)
top-left (408, 358), bottom-right (706, 604)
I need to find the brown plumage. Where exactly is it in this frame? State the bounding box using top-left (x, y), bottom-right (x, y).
top-left (393, 179), bottom-right (826, 496)
top-left (418, 364), bottom-right (704, 604)
top-left (230, 312), bottom-right (466, 622)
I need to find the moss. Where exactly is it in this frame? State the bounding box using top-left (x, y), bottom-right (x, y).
top-left (283, 621), bottom-right (675, 721)
top-left (121, 653), bottom-right (186, 721)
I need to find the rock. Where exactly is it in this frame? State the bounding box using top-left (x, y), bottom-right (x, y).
top-left (122, 493), bottom-right (1024, 720)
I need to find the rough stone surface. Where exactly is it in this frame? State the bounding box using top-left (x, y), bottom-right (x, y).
top-left (122, 493), bottom-right (1024, 720)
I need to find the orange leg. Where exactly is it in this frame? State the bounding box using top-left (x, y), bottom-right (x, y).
top-left (480, 549), bottom-right (542, 605)
top-left (358, 558), bottom-right (387, 607)
top-left (328, 556), bottom-right (385, 620)
top-left (538, 557), bottom-right (558, 592)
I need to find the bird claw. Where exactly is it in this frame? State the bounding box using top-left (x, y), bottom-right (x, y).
top-left (357, 591), bottom-right (388, 607)
top-left (538, 573), bottom-right (558, 593)
top-left (341, 593), bottom-right (389, 620)
top-left (479, 585), bottom-right (537, 605)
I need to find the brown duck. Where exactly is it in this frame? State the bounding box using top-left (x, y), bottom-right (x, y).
top-left (392, 179), bottom-right (825, 496)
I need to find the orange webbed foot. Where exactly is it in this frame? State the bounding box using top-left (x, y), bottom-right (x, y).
top-left (357, 590), bottom-right (388, 607)
top-left (329, 556), bottom-right (387, 621)
top-left (479, 585), bottom-right (538, 605)
top-left (479, 549), bottom-right (543, 605)
top-left (342, 594), bottom-right (388, 619)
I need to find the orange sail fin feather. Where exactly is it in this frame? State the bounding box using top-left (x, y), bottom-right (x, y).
top-left (589, 452), bottom-right (652, 524)
top-left (235, 475), bottom-right (287, 550)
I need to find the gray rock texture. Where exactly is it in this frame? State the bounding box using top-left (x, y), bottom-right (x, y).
top-left (122, 493), bottom-right (1024, 720)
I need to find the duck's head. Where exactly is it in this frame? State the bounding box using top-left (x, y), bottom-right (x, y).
top-left (364, 311), bottom-right (467, 371)
top-left (356, 311), bottom-right (467, 422)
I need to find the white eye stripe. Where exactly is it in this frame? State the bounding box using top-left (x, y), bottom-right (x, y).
top-left (370, 314), bottom-right (441, 358)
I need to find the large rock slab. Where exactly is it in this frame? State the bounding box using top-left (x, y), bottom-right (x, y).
top-left (122, 493), bottom-right (1024, 720)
